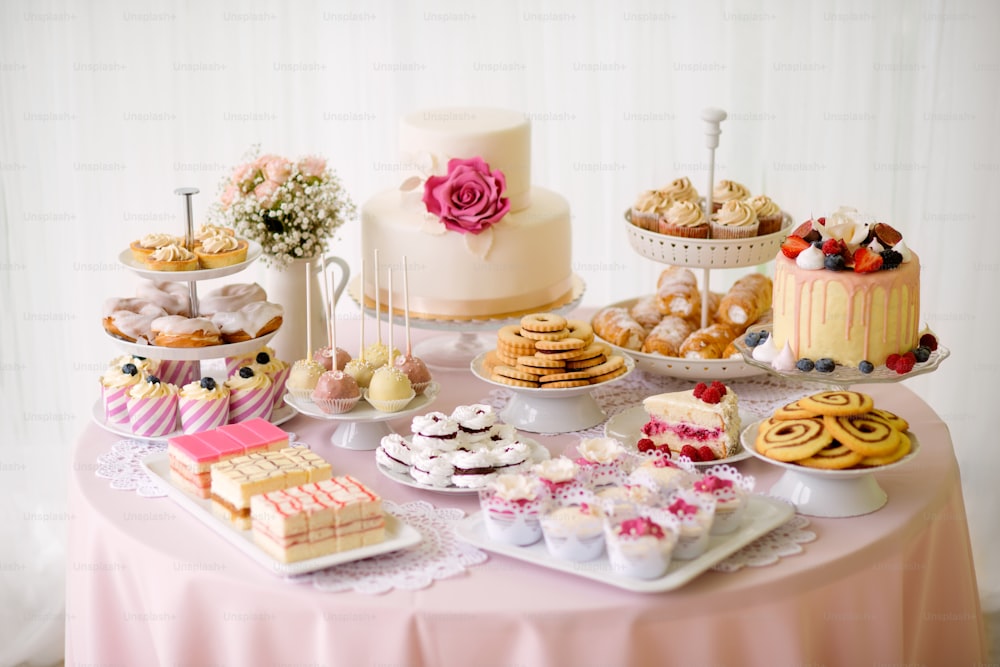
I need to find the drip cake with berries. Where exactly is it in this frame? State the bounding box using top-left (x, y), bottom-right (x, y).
top-left (771, 207), bottom-right (921, 370)
top-left (638, 382), bottom-right (741, 462)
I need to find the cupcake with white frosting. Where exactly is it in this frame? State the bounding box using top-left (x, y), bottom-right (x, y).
top-left (693, 465), bottom-right (755, 535)
top-left (664, 487), bottom-right (717, 560)
top-left (540, 502), bottom-right (606, 562)
top-left (604, 512), bottom-right (679, 579)
top-left (574, 437), bottom-right (629, 487)
top-left (479, 473), bottom-right (548, 546)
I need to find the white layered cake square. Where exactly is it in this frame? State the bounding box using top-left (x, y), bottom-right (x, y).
top-left (639, 382), bottom-right (741, 462)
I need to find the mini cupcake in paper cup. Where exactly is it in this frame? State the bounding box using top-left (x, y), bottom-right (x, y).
top-left (249, 349), bottom-right (291, 412)
top-left (311, 370), bottom-right (362, 415)
top-left (664, 487), bottom-right (717, 560)
top-left (595, 483), bottom-right (658, 520)
top-left (100, 361), bottom-right (143, 424)
top-left (479, 473), bottom-right (548, 546)
top-left (178, 377), bottom-right (230, 434)
top-left (126, 375), bottom-right (179, 438)
top-left (693, 464), bottom-right (755, 535)
top-left (574, 437), bottom-right (629, 487)
top-left (532, 456), bottom-right (592, 505)
top-left (604, 510), bottom-right (679, 579)
top-left (659, 176), bottom-right (700, 204)
top-left (748, 194), bottom-right (784, 236)
top-left (225, 366), bottom-right (273, 423)
top-left (285, 359), bottom-right (326, 403)
top-left (710, 199), bottom-right (759, 239)
top-left (630, 189), bottom-right (675, 231)
top-left (155, 359), bottom-right (198, 388)
top-left (711, 179), bottom-right (750, 213)
top-left (627, 454), bottom-right (696, 502)
top-left (540, 502), bottom-right (606, 562)
top-left (658, 200), bottom-right (709, 239)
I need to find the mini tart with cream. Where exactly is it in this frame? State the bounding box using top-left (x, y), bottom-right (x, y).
top-left (144, 243), bottom-right (199, 271)
top-left (194, 234), bottom-right (249, 269)
top-left (192, 224), bottom-right (235, 248)
top-left (130, 233), bottom-right (183, 262)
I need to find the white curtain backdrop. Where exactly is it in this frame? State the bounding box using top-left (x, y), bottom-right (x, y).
top-left (1, 0), bottom-right (997, 664)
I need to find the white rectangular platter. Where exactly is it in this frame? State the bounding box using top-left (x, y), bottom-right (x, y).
top-left (141, 452), bottom-right (422, 577)
top-left (454, 495), bottom-right (794, 593)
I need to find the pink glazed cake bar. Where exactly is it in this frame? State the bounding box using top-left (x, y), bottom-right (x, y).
top-left (168, 418), bottom-right (289, 498)
top-left (250, 476), bottom-right (385, 563)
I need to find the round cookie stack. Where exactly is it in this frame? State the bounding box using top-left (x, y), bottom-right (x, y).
top-left (755, 390), bottom-right (911, 469)
top-left (485, 312), bottom-right (628, 389)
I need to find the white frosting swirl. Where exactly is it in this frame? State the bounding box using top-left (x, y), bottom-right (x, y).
top-left (713, 200), bottom-right (758, 228)
top-left (149, 243), bottom-right (195, 262)
top-left (490, 473), bottom-right (541, 502)
top-left (411, 412), bottom-right (459, 437)
top-left (128, 377), bottom-right (177, 399)
top-left (532, 456), bottom-right (578, 483)
top-left (751, 338), bottom-right (779, 363)
top-left (451, 404), bottom-right (497, 431)
top-left (180, 380), bottom-right (229, 400)
top-left (138, 233), bottom-right (180, 249)
top-left (795, 245), bottom-right (826, 270)
top-left (576, 437), bottom-right (625, 464)
top-left (199, 235), bottom-right (241, 254)
top-left (226, 369), bottom-right (272, 391)
top-left (449, 447), bottom-right (496, 470)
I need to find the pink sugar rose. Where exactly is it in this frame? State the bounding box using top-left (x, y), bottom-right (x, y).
top-left (298, 156), bottom-right (327, 179)
top-left (422, 157), bottom-right (510, 235)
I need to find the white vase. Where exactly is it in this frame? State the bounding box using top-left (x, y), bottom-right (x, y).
top-left (263, 255), bottom-right (350, 364)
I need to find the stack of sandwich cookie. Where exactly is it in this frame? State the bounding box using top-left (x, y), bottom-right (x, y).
top-left (755, 390), bottom-right (911, 469)
top-left (486, 312), bottom-right (628, 388)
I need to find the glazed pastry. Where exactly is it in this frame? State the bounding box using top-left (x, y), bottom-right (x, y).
top-left (134, 281), bottom-right (192, 316)
top-left (198, 283), bottom-right (267, 316)
top-left (592, 307), bottom-right (646, 351)
top-left (717, 273), bottom-right (773, 327)
top-left (151, 315), bottom-right (222, 347)
top-left (655, 266), bottom-right (701, 320)
top-left (678, 323), bottom-right (742, 359)
top-left (211, 301), bottom-right (284, 343)
top-left (103, 298), bottom-right (168, 343)
top-left (640, 316), bottom-right (695, 357)
top-left (193, 234), bottom-right (248, 269)
top-left (129, 233), bottom-right (182, 262)
top-left (144, 243), bottom-right (199, 271)
top-left (629, 295), bottom-right (664, 331)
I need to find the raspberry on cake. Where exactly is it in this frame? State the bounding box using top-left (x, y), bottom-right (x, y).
top-left (639, 382), bottom-right (741, 461)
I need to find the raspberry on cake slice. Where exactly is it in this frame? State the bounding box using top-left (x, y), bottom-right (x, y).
top-left (639, 383), bottom-right (741, 461)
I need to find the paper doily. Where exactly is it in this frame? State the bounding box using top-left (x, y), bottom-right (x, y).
top-left (712, 512), bottom-right (816, 572)
top-left (308, 500), bottom-right (488, 594)
top-left (95, 431), bottom-right (305, 498)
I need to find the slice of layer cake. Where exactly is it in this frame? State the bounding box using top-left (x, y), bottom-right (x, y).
top-left (251, 476), bottom-right (385, 563)
top-left (168, 418), bottom-right (289, 498)
top-left (639, 382), bottom-right (741, 461)
top-left (210, 447), bottom-right (332, 529)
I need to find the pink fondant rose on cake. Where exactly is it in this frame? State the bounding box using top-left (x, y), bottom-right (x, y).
top-left (422, 157), bottom-right (510, 234)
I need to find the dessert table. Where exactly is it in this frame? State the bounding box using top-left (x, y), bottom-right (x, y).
top-left (67, 319), bottom-right (986, 666)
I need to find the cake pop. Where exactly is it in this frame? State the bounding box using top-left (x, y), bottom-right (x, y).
top-left (311, 369), bottom-right (361, 414)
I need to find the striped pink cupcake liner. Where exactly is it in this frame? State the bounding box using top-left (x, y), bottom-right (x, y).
top-left (157, 360), bottom-right (198, 387)
top-left (270, 367), bottom-right (291, 411)
top-left (179, 397), bottom-right (229, 435)
top-left (127, 395), bottom-right (179, 438)
top-left (102, 385), bottom-right (131, 424)
top-left (228, 388), bottom-right (272, 423)
top-left (224, 356), bottom-right (250, 379)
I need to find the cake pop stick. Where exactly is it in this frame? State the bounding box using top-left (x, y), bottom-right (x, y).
top-left (373, 248), bottom-right (383, 345)
top-left (328, 268), bottom-right (337, 352)
top-left (319, 254), bottom-right (331, 350)
top-left (403, 255), bottom-right (412, 357)
top-left (305, 258), bottom-right (313, 357)
top-left (387, 267), bottom-right (395, 366)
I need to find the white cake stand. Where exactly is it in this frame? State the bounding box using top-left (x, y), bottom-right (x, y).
top-left (349, 275), bottom-right (586, 371)
top-left (741, 420), bottom-right (920, 517)
top-left (282, 383), bottom-right (439, 451)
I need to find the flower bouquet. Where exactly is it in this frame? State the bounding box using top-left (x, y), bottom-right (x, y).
top-left (208, 147), bottom-right (355, 268)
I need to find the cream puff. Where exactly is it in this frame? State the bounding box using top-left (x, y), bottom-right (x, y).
top-left (210, 301), bottom-right (283, 344)
top-left (103, 298), bottom-right (168, 343)
top-left (150, 315), bottom-right (222, 347)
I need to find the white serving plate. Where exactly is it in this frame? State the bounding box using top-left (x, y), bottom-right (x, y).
top-left (374, 439), bottom-right (551, 495)
top-left (594, 298), bottom-right (764, 381)
top-left (92, 400), bottom-right (295, 441)
top-left (454, 494), bottom-right (794, 593)
top-left (105, 329), bottom-right (278, 361)
top-left (741, 420), bottom-right (921, 517)
top-left (604, 405), bottom-right (753, 467)
top-left (470, 352), bottom-right (636, 433)
top-left (140, 452), bottom-right (422, 576)
top-left (117, 240), bottom-right (262, 281)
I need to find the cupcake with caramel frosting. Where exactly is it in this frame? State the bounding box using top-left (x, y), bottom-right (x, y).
top-left (710, 200), bottom-right (759, 239)
top-left (660, 177), bottom-right (700, 204)
top-left (631, 190), bottom-right (675, 231)
top-left (658, 200), bottom-right (709, 239)
top-left (711, 179), bottom-right (750, 213)
top-left (748, 194), bottom-right (784, 235)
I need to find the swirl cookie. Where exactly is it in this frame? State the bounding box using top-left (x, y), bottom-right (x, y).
top-left (871, 408), bottom-right (909, 432)
top-left (772, 399), bottom-right (816, 421)
top-left (822, 414), bottom-right (901, 457)
top-left (755, 418), bottom-right (832, 462)
top-left (858, 432), bottom-right (912, 467)
top-left (797, 444), bottom-right (865, 470)
top-left (797, 391), bottom-right (874, 417)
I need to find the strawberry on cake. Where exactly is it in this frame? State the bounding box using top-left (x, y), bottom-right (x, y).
top-left (637, 382), bottom-right (741, 463)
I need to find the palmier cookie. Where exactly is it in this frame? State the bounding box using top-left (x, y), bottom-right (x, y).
top-left (755, 418), bottom-right (832, 462)
top-left (490, 373), bottom-right (539, 388)
top-left (822, 414), bottom-right (901, 457)
top-left (797, 390), bottom-right (874, 417)
top-left (772, 399), bottom-right (816, 421)
top-left (858, 432), bottom-right (912, 467)
top-left (520, 313), bottom-right (567, 333)
top-left (565, 320), bottom-right (595, 345)
top-left (517, 355), bottom-right (565, 369)
top-left (498, 325), bottom-right (536, 352)
top-left (520, 328), bottom-right (571, 341)
top-left (797, 445), bottom-right (865, 470)
top-left (539, 370), bottom-right (592, 384)
top-left (534, 337), bottom-right (587, 352)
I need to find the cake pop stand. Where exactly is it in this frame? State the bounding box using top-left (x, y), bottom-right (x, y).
top-left (469, 352), bottom-right (636, 433)
top-left (348, 275), bottom-right (586, 371)
top-left (282, 382), bottom-right (440, 451)
top-left (732, 324), bottom-right (951, 391)
top-left (740, 420), bottom-right (921, 517)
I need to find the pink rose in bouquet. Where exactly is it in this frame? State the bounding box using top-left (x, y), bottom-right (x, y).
top-left (422, 157), bottom-right (510, 235)
top-left (230, 162), bottom-right (255, 187)
top-left (254, 180), bottom-right (281, 208)
top-left (260, 155), bottom-right (292, 185)
top-left (298, 156), bottom-right (327, 180)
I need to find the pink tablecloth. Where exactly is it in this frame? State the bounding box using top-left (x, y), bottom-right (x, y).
top-left (67, 356), bottom-right (986, 666)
